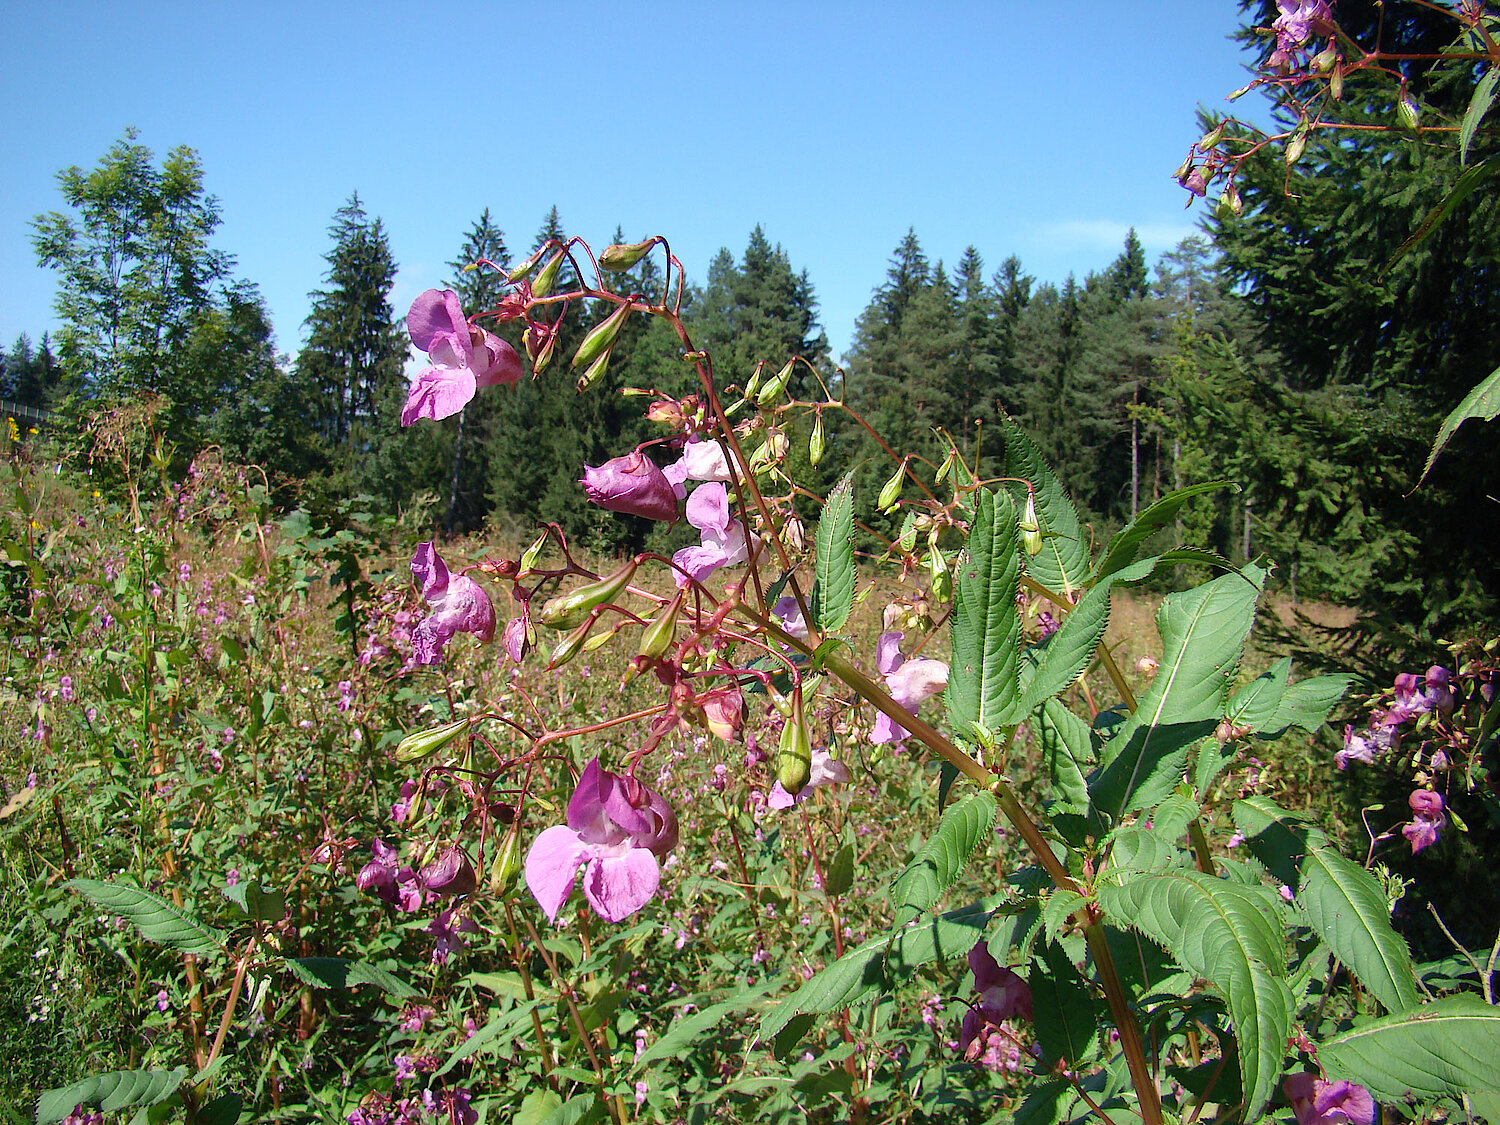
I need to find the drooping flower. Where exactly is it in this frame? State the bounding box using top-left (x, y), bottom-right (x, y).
top-left (1394, 666), bottom-right (1455, 716)
top-left (772, 595), bottom-right (810, 641)
top-left (356, 839), bottom-right (424, 912)
top-left (1283, 1073), bottom-right (1376, 1125)
top-left (410, 543), bottom-right (496, 665)
top-left (1272, 0), bottom-right (1334, 50)
top-left (525, 759), bottom-right (679, 923)
top-left (401, 289), bottom-right (522, 425)
top-left (580, 451), bottom-right (679, 522)
top-left (671, 482), bottom-right (758, 586)
top-left (418, 845), bottom-right (477, 897)
top-left (871, 631), bottom-right (949, 743)
top-left (768, 745), bottom-right (850, 809)
top-left (958, 940), bottom-right (1033, 1065)
top-left (700, 685), bottom-right (745, 742)
top-left (1403, 789), bottom-right (1446, 853)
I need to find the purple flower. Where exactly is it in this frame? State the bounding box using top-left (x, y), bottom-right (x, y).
top-left (671, 482), bottom-right (758, 586)
top-left (959, 940), bottom-right (1033, 1064)
top-left (1336, 719), bottom-right (1396, 770)
top-left (1403, 789), bottom-right (1446, 854)
top-left (580, 451), bottom-right (679, 522)
top-left (427, 905), bottom-right (479, 964)
top-left (771, 595), bottom-right (810, 641)
top-left (1283, 1074), bottom-right (1376, 1125)
top-left (871, 631), bottom-right (949, 744)
top-left (410, 543), bottom-right (496, 665)
top-left (419, 846), bottom-right (477, 897)
top-left (397, 1005), bottom-right (434, 1032)
top-left (356, 839), bottom-right (425, 912)
top-left (1272, 0), bottom-right (1334, 50)
top-left (524, 759), bottom-right (679, 923)
top-left (1394, 666), bottom-right (1455, 715)
top-left (768, 745), bottom-right (849, 809)
top-left (155, 989), bottom-right (170, 1012)
top-left (401, 289), bottom-right (521, 425)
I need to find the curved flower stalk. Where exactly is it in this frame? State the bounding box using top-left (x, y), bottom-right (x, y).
top-left (525, 759), bottom-right (679, 923)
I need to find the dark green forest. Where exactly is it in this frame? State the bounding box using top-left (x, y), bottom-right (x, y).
top-left (9, 0), bottom-right (1498, 645)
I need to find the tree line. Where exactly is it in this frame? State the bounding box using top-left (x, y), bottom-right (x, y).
top-left (16, 3), bottom-right (1500, 637)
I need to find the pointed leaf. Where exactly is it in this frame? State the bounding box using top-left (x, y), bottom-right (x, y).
top-left (283, 956), bottom-right (419, 998)
top-left (1461, 64), bottom-right (1500, 165)
top-left (37, 1069), bottom-right (189, 1125)
top-left (1419, 360), bottom-right (1500, 484)
top-left (1266, 673), bottom-right (1356, 733)
top-left (1318, 995), bottom-right (1500, 1101)
top-left (1093, 481), bottom-right (1235, 583)
top-left (1031, 940), bottom-right (1101, 1066)
top-left (68, 879), bottom-right (224, 956)
top-left (1002, 419), bottom-right (1090, 595)
top-left (813, 471), bottom-right (856, 632)
top-left (1098, 868), bottom-right (1293, 1120)
top-left (1234, 798), bottom-right (1418, 1014)
top-left (946, 488), bottom-right (1021, 743)
top-left (1090, 565), bottom-right (1263, 819)
top-left (1012, 580), bottom-right (1111, 718)
top-left (1227, 658), bottom-right (1293, 731)
top-left (891, 790), bottom-right (998, 920)
top-left (633, 983), bottom-right (773, 1070)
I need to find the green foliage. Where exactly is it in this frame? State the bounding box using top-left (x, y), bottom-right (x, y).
top-left (66, 879), bottom-right (225, 957)
top-left (1316, 995), bottom-right (1500, 1103)
top-left (945, 488), bottom-right (1021, 746)
top-left (811, 471), bottom-right (855, 632)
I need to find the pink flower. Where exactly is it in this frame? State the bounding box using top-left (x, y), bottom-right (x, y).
top-left (1272, 0), bottom-right (1334, 50)
top-left (410, 543), bottom-right (496, 665)
top-left (772, 595), bottom-right (810, 640)
top-left (871, 631), bottom-right (949, 743)
top-left (671, 482), bottom-right (758, 586)
top-left (401, 289), bottom-right (522, 425)
top-left (959, 940), bottom-right (1033, 1064)
top-left (1403, 789), bottom-right (1446, 853)
top-left (663, 439), bottom-right (733, 497)
top-left (1283, 1074), bottom-right (1376, 1125)
top-left (525, 759), bottom-right (679, 923)
top-left (580, 451), bottom-right (679, 522)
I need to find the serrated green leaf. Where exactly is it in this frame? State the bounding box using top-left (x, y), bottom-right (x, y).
top-left (1318, 995), bottom-right (1500, 1101)
top-left (514, 1090), bottom-right (564, 1125)
top-left (539, 1095), bottom-right (606, 1125)
top-left (463, 970), bottom-right (533, 1002)
top-left (283, 957), bottom-right (418, 998)
top-left (946, 489), bottom-right (1021, 740)
top-left (1227, 658), bottom-right (1293, 730)
top-left (1090, 565), bottom-right (1263, 820)
top-left (68, 879), bottom-right (224, 956)
top-left (890, 790), bottom-right (998, 920)
top-left (1002, 419), bottom-right (1090, 595)
top-left (37, 1069), bottom-right (189, 1125)
top-left (1098, 868), bottom-right (1292, 1119)
top-left (1037, 698), bottom-right (1095, 818)
top-left (1031, 941), bottom-right (1101, 1065)
top-left (760, 896), bottom-right (1003, 1039)
top-left (195, 1092), bottom-right (241, 1125)
top-left (1042, 890), bottom-right (1087, 946)
top-left (1012, 580), bottom-right (1111, 718)
top-left (1092, 481), bottom-right (1235, 583)
top-left (634, 984), bottom-right (773, 1070)
top-left (1388, 151), bottom-right (1500, 278)
top-left (1462, 64), bottom-right (1500, 165)
top-left (1267, 673), bottom-right (1356, 733)
top-left (813, 471), bottom-right (855, 632)
top-left (1234, 798), bottom-right (1418, 1013)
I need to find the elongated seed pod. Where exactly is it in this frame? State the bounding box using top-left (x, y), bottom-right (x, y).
top-left (535, 559), bottom-right (639, 631)
top-left (777, 693), bottom-right (813, 796)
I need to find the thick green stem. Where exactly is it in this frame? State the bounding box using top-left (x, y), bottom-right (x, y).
top-left (1085, 921), bottom-right (1164, 1125)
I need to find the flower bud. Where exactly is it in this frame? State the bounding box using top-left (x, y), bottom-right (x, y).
top-left (1330, 64), bottom-right (1344, 101)
top-left (1312, 44), bottom-right (1338, 74)
top-left (742, 365), bottom-right (764, 402)
top-left (576, 349), bottom-right (610, 393)
top-left (1397, 89), bottom-right (1420, 130)
top-left (489, 824), bottom-right (524, 894)
top-left (756, 358), bottom-right (795, 407)
top-left (1199, 121), bottom-right (1226, 150)
top-left (507, 248), bottom-right (545, 284)
top-left (1020, 493), bottom-right (1043, 557)
top-left (1217, 182), bottom-right (1243, 220)
top-left (776, 694), bottom-right (813, 796)
top-left (598, 240), bottom-right (655, 271)
top-left (419, 846), bottom-right (477, 897)
top-left (524, 322), bottom-right (557, 376)
top-left (809, 412), bottom-right (826, 466)
top-left (535, 559), bottom-right (639, 631)
top-left (638, 596), bottom-right (681, 660)
top-left (878, 464), bottom-right (905, 512)
top-left (928, 547), bottom-right (953, 604)
top-left (1285, 127), bottom-right (1309, 167)
top-left (530, 251), bottom-right (566, 299)
top-left (395, 717), bottom-right (473, 763)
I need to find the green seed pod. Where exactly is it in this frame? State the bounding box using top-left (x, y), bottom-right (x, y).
top-left (776, 693), bottom-right (813, 797)
top-left (1198, 121), bottom-right (1226, 150)
top-left (507, 248), bottom-right (545, 284)
top-left (489, 824), bottom-right (524, 894)
top-left (571, 303), bottom-right (632, 370)
top-left (1312, 44), bottom-right (1338, 74)
top-left (575, 349), bottom-right (610, 393)
top-left (1020, 494), bottom-right (1043, 557)
top-left (1397, 89), bottom-right (1420, 130)
top-left (809, 412), bottom-right (825, 466)
top-left (1330, 64), bottom-right (1344, 101)
top-left (598, 239), bottom-right (655, 272)
top-left (742, 364), bottom-right (764, 402)
top-left (394, 717), bottom-right (473, 764)
top-left (929, 546), bottom-right (953, 604)
top-left (548, 616), bottom-right (596, 669)
top-left (878, 465), bottom-right (905, 512)
top-left (535, 559), bottom-right (639, 631)
top-left (525, 324), bottom-right (557, 377)
top-left (582, 624), bottom-right (619, 653)
top-left (756, 358), bottom-right (795, 407)
top-left (518, 531), bottom-right (549, 576)
top-left (638, 596), bottom-right (680, 660)
top-left (1285, 127), bottom-right (1308, 167)
top-left (531, 251), bottom-right (566, 299)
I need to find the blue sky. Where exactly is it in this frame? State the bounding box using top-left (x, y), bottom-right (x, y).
top-left (1, 2), bottom-right (1261, 365)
